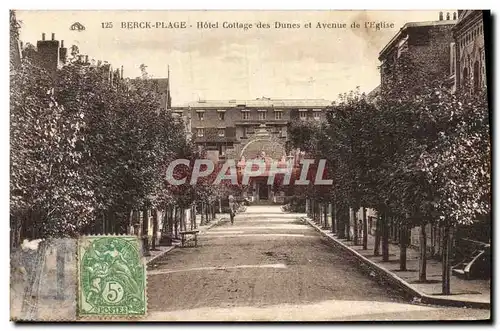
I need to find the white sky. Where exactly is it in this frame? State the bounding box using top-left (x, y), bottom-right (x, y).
top-left (17, 10), bottom-right (449, 105)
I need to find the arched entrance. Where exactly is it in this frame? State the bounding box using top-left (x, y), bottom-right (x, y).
top-left (236, 124), bottom-right (288, 204)
top-left (240, 138), bottom-right (286, 160)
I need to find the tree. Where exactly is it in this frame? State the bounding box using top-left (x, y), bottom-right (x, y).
top-left (11, 20), bottom-right (189, 247)
top-left (416, 86), bottom-right (490, 293)
top-left (11, 58), bottom-right (95, 241)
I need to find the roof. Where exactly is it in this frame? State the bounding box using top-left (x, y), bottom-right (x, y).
top-left (453, 10), bottom-right (483, 34)
top-left (129, 77), bottom-right (169, 92)
top-left (379, 20), bottom-right (457, 60)
top-left (173, 98), bottom-right (332, 109)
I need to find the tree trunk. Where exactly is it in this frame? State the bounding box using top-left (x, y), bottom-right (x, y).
top-left (311, 200), bottom-right (315, 221)
top-left (345, 208), bottom-right (351, 240)
top-left (442, 224), bottom-right (452, 294)
top-left (205, 202), bottom-right (210, 222)
top-left (190, 205), bottom-right (195, 230)
top-left (142, 208), bottom-right (150, 257)
top-left (200, 202), bottom-right (205, 226)
top-left (151, 209), bottom-right (158, 250)
top-left (168, 207), bottom-right (174, 240)
top-left (182, 208), bottom-right (187, 231)
top-left (322, 204), bottom-right (326, 228)
top-left (331, 201), bottom-right (336, 233)
top-left (174, 207), bottom-right (179, 239)
top-left (160, 206), bottom-right (172, 246)
top-left (313, 200), bottom-right (316, 221)
top-left (362, 207), bottom-right (368, 250)
top-left (337, 208), bottom-right (345, 239)
top-left (319, 203), bottom-right (322, 226)
top-left (382, 212), bottom-right (389, 262)
top-left (374, 212), bottom-right (381, 256)
top-left (419, 221), bottom-right (427, 282)
top-left (400, 221), bottom-right (407, 271)
top-left (352, 208), bottom-right (358, 245)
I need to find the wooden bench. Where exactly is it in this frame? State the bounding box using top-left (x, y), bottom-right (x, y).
top-left (179, 230), bottom-right (200, 247)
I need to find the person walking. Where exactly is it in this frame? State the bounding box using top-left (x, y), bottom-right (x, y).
top-left (228, 195), bottom-right (236, 225)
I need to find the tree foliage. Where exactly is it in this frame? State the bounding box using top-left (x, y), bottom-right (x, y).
top-left (10, 14), bottom-right (191, 239)
top-left (287, 55), bottom-right (491, 229)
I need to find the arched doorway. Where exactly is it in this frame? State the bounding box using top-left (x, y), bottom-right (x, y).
top-left (238, 139), bottom-right (287, 204)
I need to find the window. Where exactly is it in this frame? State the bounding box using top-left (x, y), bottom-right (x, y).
top-left (197, 112), bottom-right (204, 121)
top-left (242, 111), bottom-right (250, 120)
top-left (218, 112), bottom-right (225, 121)
top-left (397, 35), bottom-right (409, 58)
top-left (243, 126), bottom-right (248, 137)
top-left (197, 128), bottom-right (204, 137)
top-left (281, 126), bottom-right (287, 137)
top-left (275, 111), bottom-right (282, 120)
top-left (259, 111), bottom-right (267, 120)
top-left (218, 128), bottom-right (225, 137)
top-left (299, 111), bottom-right (307, 120)
top-left (313, 112), bottom-right (320, 120)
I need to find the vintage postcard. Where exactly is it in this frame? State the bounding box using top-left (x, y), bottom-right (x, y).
top-left (10, 10), bottom-right (491, 322)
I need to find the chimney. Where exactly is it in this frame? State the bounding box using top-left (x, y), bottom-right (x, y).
top-left (439, 12), bottom-right (443, 21)
top-left (37, 32), bottom-right (60, 78)
top-left (51, 33), bottom-right (55, 40)
top-left (59, 40), bottom-right (67, 64)
top-left (446, 12), bottom-right (450, 20)
top-left (85, 55), bottom-right (88, 63)
top-left (121, 65), bottom-right (124, 79)
top-left (453, 12), bottom-right (457, 20)
top-left (20, 41), bottom-right (23, 49)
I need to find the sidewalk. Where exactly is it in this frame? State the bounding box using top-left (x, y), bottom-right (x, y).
top-left (146, 213), bottom-right (230, 265)
top-left (301, 216), bottom-right (490, 309)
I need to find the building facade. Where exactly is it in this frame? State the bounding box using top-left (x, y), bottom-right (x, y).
top-left (378, 12), bottom-right (457, 92)
top-left (172, 98), bottom-right (331, 203)
top-left (172, 98), bottom-right (331, 161)
top-left (452, 10), bottom-right (487, 92)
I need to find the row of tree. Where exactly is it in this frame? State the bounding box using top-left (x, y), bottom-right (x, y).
top-left (9, 11), bottom-right (226, 250)
top-left (287, 54), bottom-right (490, 294)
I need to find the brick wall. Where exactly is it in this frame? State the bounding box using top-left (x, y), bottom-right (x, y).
top-left (408, 25), bottom-right (455, 79)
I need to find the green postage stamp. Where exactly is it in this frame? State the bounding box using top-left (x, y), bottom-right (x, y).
top-left (78, 236), bottom-right (146, 317)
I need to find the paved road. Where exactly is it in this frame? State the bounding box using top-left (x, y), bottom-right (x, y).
top-left (147, 206), bottom-right (490, 321)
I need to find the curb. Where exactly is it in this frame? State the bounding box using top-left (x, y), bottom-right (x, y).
top-left (146, 246), bottom-right (176, 265)
top-left (145, 215), bottom-right (228, 266)
top-left (301, 216), bottom-right (490, 310)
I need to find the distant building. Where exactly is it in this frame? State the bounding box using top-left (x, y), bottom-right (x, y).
top-left (129, 77), bottom-right (172, 111)
top-left (21, 33), bottom-right (68, 79)
top-left (378, 12), bottom-right (457, 92)
top-left (172, 97), bottom-right (331, 161)
top-left (21, 33), bottom-right (126, 86)
top-left (452, 10), bottom-right (487, 92)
